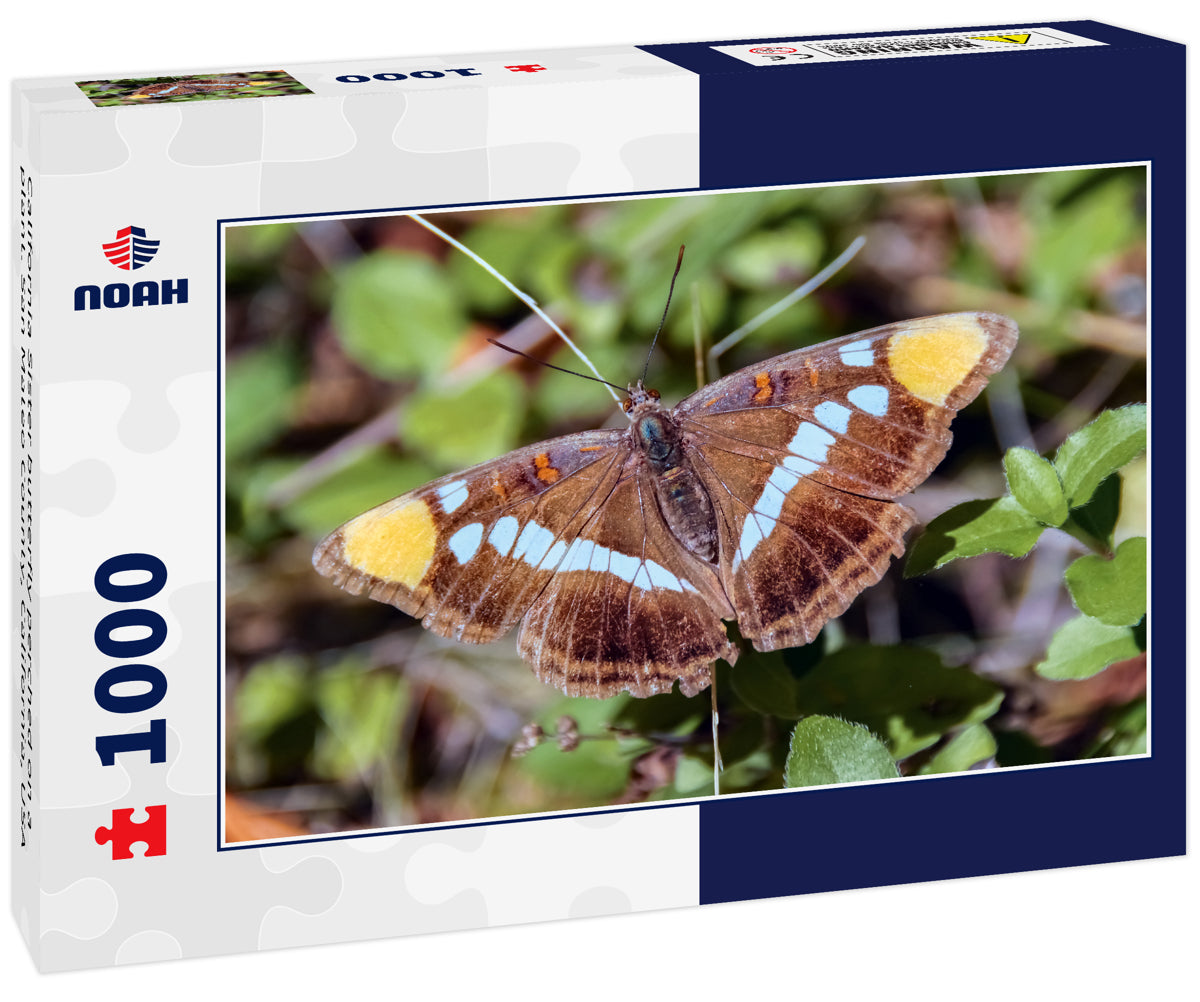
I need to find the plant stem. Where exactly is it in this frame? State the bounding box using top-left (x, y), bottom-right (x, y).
top-left (1059, 515), bottom-right (1115, 559)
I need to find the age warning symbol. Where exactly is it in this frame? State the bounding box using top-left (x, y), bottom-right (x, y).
top-left (102, 225), bottom-right (160, 270)
top-left (970, 34), bottom-right (1032, 44)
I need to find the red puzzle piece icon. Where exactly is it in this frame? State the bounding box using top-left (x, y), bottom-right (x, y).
top-left (95, 805), bottom-right (167, 859)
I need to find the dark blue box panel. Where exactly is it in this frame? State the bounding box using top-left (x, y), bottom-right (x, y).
top-left (642, 21), bottom-right (1184, 190)
top-left (699, 757), bottom-right (1185, 904)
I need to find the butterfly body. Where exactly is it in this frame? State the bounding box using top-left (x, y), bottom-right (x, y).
top-left (627, 386), bottom-right (721, 564)
top-left (314, 312), bottom-right (1017, 699)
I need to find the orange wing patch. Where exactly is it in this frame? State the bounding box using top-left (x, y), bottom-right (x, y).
top-left (534, 452), bottom-right (561, 484)
top-left (753, 371), bottom-right (773, 403)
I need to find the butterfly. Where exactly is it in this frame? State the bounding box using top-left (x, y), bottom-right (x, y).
top-left (131, 78), bottom-right (251, 99)
top-left (314, 311), bottom-right (1017, 700)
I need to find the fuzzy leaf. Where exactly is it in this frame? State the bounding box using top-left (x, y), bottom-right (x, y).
top-left (1054, 405), bottom-right (1146, 508)
top-left (1004, 447), bottom-right (1068, 526)
top-left (905, 495), bottom-right (1044, 576)
top-left (784, 716), bottom-right (899, 788)
top-left (1064, 536), bottom-right (1147, 627)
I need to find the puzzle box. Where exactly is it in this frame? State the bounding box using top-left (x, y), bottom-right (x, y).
top-left (11, 20), bottom-right (1183, 971)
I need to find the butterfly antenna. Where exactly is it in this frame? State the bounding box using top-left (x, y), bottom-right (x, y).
top-left (487, 339), bottom-right (626, 394)
top-left (408, 213), bottom-right (622, 404)
top-left (640, 245), bottom-right (687, 385)
top-left (706, 234), bottom-right (866, 378)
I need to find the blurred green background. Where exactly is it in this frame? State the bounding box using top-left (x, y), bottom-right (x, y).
top-left (222, 167), bottom-right (1146, 840)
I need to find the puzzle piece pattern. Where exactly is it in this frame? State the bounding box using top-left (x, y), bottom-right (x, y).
top-left (259, 91), bottom-right (491, 213)
top-left (39, 878), bottom-right (119, 942)
top-left (95, 806), bottom-right (167, 860)
top-left (40, 376), bottom-right (214, 596)
top-left (403, 810), bottom-right (700, 927)
top-left (114, 930), bottom-right (184, 965)
top-left (255, 808), bottom-right (701, 949)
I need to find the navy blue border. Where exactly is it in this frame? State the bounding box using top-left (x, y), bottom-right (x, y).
top-left (215, 25), bottom-right (1184, 897)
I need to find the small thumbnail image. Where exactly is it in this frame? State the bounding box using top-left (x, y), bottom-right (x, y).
top-left (76, 70), bottom-right (312, 107)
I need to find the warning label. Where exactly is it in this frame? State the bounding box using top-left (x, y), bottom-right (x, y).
top-left (714, 26), bottom-right (1104, 67)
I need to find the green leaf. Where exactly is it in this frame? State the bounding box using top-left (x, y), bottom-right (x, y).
top-left (730, 650), bottom-right (801, 718)
top-left (1035, 614), bottom-right (1143, 680)
top-left (236, 655), bottom-right (311, 739)
top-left (403, 370), bottom-right (526, 469)
top-left (446, 218), bottom-right (558, 313)
top-left (225, 343), bottom-right (298, 465)
top-left (713, 713), bottom-right (769, 770)
top-left (1085, 700), bottom-right (1147, 758)
top-left (610, 690), bottom-right (707, 738)
top-left (719, 223), bottom-right (824, 290)
top-left (1064, 536), bottom-right (1147, 627)
top-left (232, 655), bottom-right (321, 787)
top-left (331, 250), bottom-right (465, 378)
top-left (1004, 447), bottom-right (1068, 526)
top-left (1067, 473), bottom-right (1122, 548)
top-left (918, 723), bottom-right (997, 775)
top-left (785, 716), bottom-right (899, 788)
top-left (313, 659), bottom-right (407, 780)
top-left (1024, 173), bottom-right (1140, 310)
top-left (673, 755), bottom-right (715, 794)
top-left (905, 495), bottom-right (1044, 576)
top-left (780, 630), bottom-right (828, 680)
top-left (1054, 405), bottom-right (1146, 508)
top-left (790, 646), bottom-right (1003, 759)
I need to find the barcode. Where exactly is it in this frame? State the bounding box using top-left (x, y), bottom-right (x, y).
top-left (711, 27), bottom-right (1105, 69)
top-left (818, 39), bottom-right (982, 56)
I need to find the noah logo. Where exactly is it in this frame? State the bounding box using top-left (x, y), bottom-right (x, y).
top-left (74, 225), bottom-right (187, 311)
top-left (102, 225), bottom-right (160, 270)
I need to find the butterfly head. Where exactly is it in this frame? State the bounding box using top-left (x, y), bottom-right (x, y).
top-left (622, 381), bottom-right (662, 415)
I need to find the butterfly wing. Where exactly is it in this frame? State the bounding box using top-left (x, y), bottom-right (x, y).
top-left (518, 460), bottom-right (737, 699)
top-left (316, 426), bottom-right (739, 698)
top-left (675, 312), bottom-right (1018, 650)
top-left (314, 429), bottom-right (633, 645)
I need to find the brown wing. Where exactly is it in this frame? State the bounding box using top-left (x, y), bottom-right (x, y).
top-left (314, 429), bottom-right (631, 644)
top-left (518, 460), bottom-right (737, 699)
top-left (689, 445), bottom-right (916, 649)
top-left (677, 312), bottom-right (1017, 650)
top-left (677, 312), bottom-right (1018, 500)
